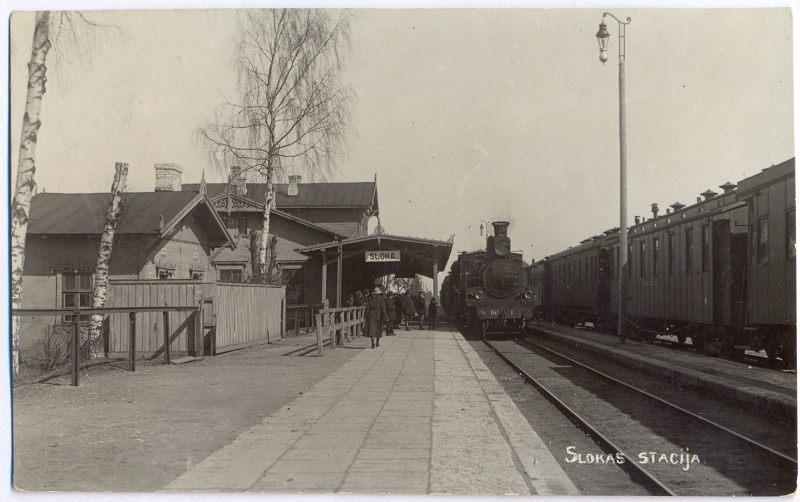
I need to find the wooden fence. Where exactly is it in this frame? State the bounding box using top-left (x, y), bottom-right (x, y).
top-left (315, 306), bottom-right (366, 356)
top-left (107, 280), bottom-right (203, 357)
top-left (213, 282), bottom-right (285, 354)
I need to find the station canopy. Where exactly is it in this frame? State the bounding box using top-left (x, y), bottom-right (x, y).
top-left (296, 234), bottom-right (453, 280)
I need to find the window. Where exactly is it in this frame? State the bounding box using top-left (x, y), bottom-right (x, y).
top-left (191, 271), bottom-right (204, 280)
top-left (758, 218), bottom-right (769, 264)
top-left (62, 273), bottom-right (92, 323)
top-left (281, 267), bottom-right (305, 304)
top-left (685, 228), bottom-right (693, 273)
top-left (653, 237), bottom-right (659, 277)
top-left (668, 233), bottom-right (675, 276)
top-left (639, 241), bottom-right (646, 278)
top-left (628, 243), bottom-right (633, 279)
top-left (158, 268), bottom-right (174, 280)
top-left (702, 225), bottom-right (710, 272)
top-left (237, 219), bottom-right (248, 237)
top-left (220, 269), bottom-right (244, 282)
top-left (787, 210), bottom-right (796, 261)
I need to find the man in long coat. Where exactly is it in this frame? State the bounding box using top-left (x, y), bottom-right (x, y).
top-left (414, 293), bottom-right (427, 330)
top-left (385, 291), bottom-right (397, 336)
top-left (401, 292), bottom-right (416, 331)
top-left (366, 287), bottom-right (388, 348)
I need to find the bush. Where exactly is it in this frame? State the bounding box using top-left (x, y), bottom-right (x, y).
top-left (22, 324), bottom-right (92, 376)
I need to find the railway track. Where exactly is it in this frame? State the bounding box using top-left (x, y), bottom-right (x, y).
top-left (483, 338), bottom-right (797, 496)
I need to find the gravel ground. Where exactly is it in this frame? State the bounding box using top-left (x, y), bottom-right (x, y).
top-left (12, 334), bottom-right (371, 492)
top-left (462, 336), bottom-right (650, 496)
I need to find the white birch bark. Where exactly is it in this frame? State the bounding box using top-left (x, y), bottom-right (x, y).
top-left (88, 162), bottom-right (128, 358)
top-left (11, 12), bottom-right (52, 375)
top-left (258, 173), bottom-right (274, 279)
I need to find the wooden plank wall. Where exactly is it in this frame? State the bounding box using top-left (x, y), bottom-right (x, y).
top-left (214, 282), bottom-right (286, 354)
top-left (107, 280), bottom-right (201, 355)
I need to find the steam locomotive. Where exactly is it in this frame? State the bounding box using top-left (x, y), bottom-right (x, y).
top-left (440, 221), bottom-right (536, 338)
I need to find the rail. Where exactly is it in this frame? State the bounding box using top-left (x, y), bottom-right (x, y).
top-left (13, 305), bottom-right (201, 387)
top-left (315, 306), bottom-right (366, 356)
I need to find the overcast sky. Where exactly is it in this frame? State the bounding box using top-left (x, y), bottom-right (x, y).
top-left (9, 7), bottom-right (794, 270)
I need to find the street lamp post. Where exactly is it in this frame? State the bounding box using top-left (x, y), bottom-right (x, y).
top-left (596, 13), bottom-right (631, 344)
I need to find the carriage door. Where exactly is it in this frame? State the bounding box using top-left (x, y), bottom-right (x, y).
top-left (712, 219), bottom-right (746, 328)
top-left (598, 248), bottom-right (612, 316)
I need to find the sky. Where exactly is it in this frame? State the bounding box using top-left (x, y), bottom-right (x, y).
top-left (2, 2), bottom-right (797, 502)
top-left (9, 6), bottom-right (794, 272)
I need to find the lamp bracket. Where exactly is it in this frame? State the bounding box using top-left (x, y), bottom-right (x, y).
top-left (602, 13), bottom-right (631, 62)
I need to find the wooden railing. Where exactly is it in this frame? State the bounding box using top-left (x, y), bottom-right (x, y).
top-left (315, 306), bottom-right (366, 356)
top-left (13, 305), bottom-right (200, 387)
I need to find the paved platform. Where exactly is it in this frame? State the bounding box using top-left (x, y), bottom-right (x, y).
top-left (528, 322), bottom-right (797, 421)
top-left (162, 326), bottom-right (579, 495)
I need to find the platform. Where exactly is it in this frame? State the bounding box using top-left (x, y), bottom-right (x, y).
top-left (528, 322), bottom-right (797, 421)
top-left (161, 326), bottom-right (579, 495)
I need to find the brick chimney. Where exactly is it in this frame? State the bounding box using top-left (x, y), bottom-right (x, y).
top-left (288, 175), bottom-right (302, 196)
top-left (230, 166), bottom-right (247, 196)
top-left (154, 164), bottom-right (182, 191)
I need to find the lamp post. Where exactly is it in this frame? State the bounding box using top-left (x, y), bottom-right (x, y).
top-left (596, 13), bottom-right (631, 344)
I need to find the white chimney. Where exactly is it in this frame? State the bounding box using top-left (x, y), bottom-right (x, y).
top-left (288, 175), bottom-right (301, 196)
top-left (155, 164), bottom-right (183, 191)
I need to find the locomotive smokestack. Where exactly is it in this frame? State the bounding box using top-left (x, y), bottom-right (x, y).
top-left (492, 221), bottom-right (510, 237)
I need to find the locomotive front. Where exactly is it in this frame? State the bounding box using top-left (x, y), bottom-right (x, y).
top-left (466, 221), bottom-right (535, 337)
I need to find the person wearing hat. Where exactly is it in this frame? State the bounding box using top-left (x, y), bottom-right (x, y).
top-left (428, 297), bottom-right (439, 330)
top-left (413, 292), bottom-right (427, 330)
top-left (385, 291), bottom-right (397, 336)
top-left (366, 286), bottom-right (388, 348)
top-left (401, 292), bottom-right (416, 331)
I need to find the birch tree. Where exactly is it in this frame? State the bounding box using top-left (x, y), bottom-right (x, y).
top-left (88, 162), bottom-right (128, 358)
top-left (198, 9), bottom-right (355, 281)
top-left (11, 12), bottom-right (52, 375)
top-left (11, 11), bottom-right (118, 373)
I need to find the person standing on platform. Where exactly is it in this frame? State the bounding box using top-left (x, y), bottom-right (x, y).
top-left (354, 290), bottom-right (365, 307)
top-left (394, 292), bottom-right (404, 330)
top-left (414, 293), bottom-right (427, 330)
top-left (385, 291), bottom-right (397, 336)
top-left (402, 292), bottom-right (416, 331)
top-left (428, 297), bottom-right (438, 330)
top-left (366, 287), bottom-right (388, 348)
top-left (346, 294), bottom-right (354, 308)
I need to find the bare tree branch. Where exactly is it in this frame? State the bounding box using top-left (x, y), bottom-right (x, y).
top-left (196, 9), bottom-right (356, 280)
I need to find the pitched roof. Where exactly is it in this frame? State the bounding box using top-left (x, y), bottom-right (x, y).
top-left (27, 191), bottom-right (233, 247)
top-left (183, 181), bottom-right (378, 210)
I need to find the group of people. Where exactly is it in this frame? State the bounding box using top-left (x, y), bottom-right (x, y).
top-left (346, 288), bottom-right (438, 349)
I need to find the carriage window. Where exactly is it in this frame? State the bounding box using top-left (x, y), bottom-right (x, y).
top-left (668, 233), bottom-right (675, 276)
top-left (787, 210), bottom-right (796, 261)
top-left (653, 237), bottom-right (659, 277)
top-left (758, 218), bottom-right (769, 264)
top-left (685, 228), bottom-right (693, 273)
top-left (702, 225), bottom-right (710, 272)
top-left (639, 241), bottom-right (646, 278)
top-left (628, 243), bottom-right (633, 279)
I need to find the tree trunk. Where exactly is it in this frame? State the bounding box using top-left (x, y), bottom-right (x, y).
top-left (11, 11), bottom-right (51, 375)
top-left (89, 162), bottom-right (128, 358)
top-left (259, 171), bottom-right (274, 278)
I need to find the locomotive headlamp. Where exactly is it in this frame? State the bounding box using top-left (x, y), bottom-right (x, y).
top-left (596, 21), bottom-right (610, 64)
top-left (474, 290), bottom-right (485, 300)
top-left (524, 290), bottom-right (534, 300)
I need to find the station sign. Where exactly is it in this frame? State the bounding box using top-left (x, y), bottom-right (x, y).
top-left (365, 250), bottom-right (401, 262)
